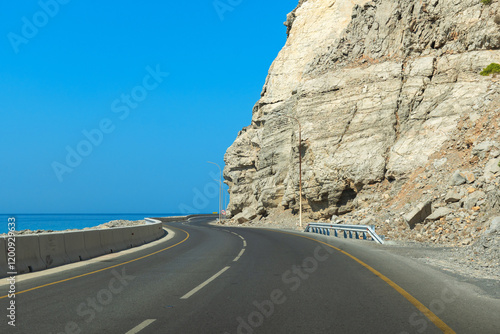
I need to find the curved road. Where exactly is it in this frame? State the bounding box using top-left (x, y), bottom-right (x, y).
top-left (0, 216), bottom-right (499, 333)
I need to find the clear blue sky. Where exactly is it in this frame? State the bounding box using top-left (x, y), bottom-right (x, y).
top-left (0, 0), bottom-right (298, 214)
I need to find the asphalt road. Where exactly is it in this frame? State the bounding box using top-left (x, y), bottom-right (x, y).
top-left (0, 216), bottom-right (499, 333)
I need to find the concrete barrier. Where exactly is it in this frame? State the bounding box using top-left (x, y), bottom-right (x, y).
top-left (99, 229), bottom-right (118, 253)
top-left (149, 224), bottom-right (157, 243)
top-left (84, 230), bottom-right (106, 258)
top-left (14, 235), bottom-right (45, 274)
top-left (0, 237), bottom-right (8, 277)
top-left (144, 220), bottom-right (164, 243)
top-left (39, 232), bottom-right (71, 268)
top-left (144, 224), bottom-right (158, 243)
top-left (129, 226), bottom-right (146, 247)
top-left (150, 216), bottom-right (187, 222)
top-left (153, 223), bottom-right (165, 239)
top-left (99, 228), bottom-right (129, 253)
top-left (117, 227), bottom-right (134, 250)
top-left (0, 221), bottom-right (166, 277)
top-left (144, 218), bottom-right (162, 224)
top-left (64, 231), bottom-right (90, 262)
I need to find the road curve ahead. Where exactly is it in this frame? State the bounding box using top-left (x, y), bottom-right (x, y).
top-left (1, 216), bottom-right (499, 333)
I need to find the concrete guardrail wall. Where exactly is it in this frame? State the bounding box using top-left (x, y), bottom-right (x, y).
top-left (0, 221), bottom-right (165, 278)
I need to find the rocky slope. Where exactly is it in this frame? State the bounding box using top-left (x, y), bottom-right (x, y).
top-left (223, 0), bottom-right (500, 255)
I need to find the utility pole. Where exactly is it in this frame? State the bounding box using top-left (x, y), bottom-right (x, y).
top-left (207, 161), bottom-right (222, 224)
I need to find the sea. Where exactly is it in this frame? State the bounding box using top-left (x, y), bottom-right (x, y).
top-left (0, 214), bottom-right (180, 234)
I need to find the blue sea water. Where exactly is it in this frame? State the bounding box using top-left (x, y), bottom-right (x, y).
top-left (0, 214), bottom-right (180, 234)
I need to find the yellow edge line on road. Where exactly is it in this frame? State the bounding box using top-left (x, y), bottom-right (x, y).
top-left (0, 226), bottom-right (190, 299)
top-left (272, 230), bottom-right (456, 334)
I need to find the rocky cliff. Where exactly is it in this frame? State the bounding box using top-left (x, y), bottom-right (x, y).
top-left (224, 0), bottom-right (500, 242)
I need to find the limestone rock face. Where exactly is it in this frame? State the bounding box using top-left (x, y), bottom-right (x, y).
top-left (224, 0), bottom-right (500, 220)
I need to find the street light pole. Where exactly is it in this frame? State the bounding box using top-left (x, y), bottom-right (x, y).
top-left (279, 114), bottom-right (303, 228)
top-left (223, 188), bottom-right (227, 214)
top-left (207, 161), bottom-right (222, 224)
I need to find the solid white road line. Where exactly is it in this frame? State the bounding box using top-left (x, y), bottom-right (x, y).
top-left (233, 248), bottom-right (246, 262)
top-left (125, 319), bottom-right (156, 334)
top-left (180, 266), bottom-right (231, 299)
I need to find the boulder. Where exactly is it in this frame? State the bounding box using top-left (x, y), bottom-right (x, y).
top-left (242, 207), bottom-right (258, 221)
top-left (484, 158), bottom-right (500, 181)
top-left (449, 171), bottom-right (466, 186)
top-left (403, 201), bottom-right (432, 229)
top-left (462, 171), bottom-right (475, 184)
top-left (445, 189), bottom-right (463, 203)
top-left (463, 191), bottom-right (486, 210)
top-left (472, 141), bottom-right (495, 159)
top-left (485, 187), bottom-right (500, 211)
top-left (426, 207), bottom-right (453, 221)
top-left (485, 217), bottom-right (500, 235)
top-left (233, 213), bottom-right (250, 224)
top-left (233, 207), bottom-right (258, 224)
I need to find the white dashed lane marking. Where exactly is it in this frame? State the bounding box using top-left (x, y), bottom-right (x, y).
top-left (180, 229), bottom-right (248, 299)
top-left (228, 231), bottom-right (247, 259)
top-left (125, 319), bottom-right (156, 334)
top-left (180, 266), bottom-right (231, 299)
top-left (233, 248), bottom-right (246, 262)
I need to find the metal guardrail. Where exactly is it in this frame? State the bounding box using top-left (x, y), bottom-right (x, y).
top-left (305, 223), bottom-right (385, 244)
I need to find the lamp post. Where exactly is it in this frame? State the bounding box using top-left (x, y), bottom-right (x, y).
top-left (278, 114), bottom-right (303, 228)
top-left (225, 189), bottom-right (229, 213)
top-left (207, 161), bottom-right (222, 224)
